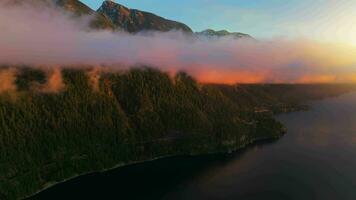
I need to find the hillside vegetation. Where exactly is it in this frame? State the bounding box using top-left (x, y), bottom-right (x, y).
top-left (0, 67), bottom-right (354, 199)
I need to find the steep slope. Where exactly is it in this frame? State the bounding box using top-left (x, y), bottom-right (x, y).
top-left (0, 67), bottom-right (281, 200)
top-left (1, 66), bottom-right (355, 200)
top-left (55, 0), bottom-right (115, 30)
top-left (8, 0), bottom-right (115, 30)
top-left (97, 0), bottom-right (193, 33)
top-left (196, 29), bottom-right (253, 39)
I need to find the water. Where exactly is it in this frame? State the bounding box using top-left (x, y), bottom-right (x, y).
top-left (31, 92), bottom-right (356, 200)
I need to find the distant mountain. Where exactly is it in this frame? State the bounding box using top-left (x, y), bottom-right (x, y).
top-left (196, 29), bottom-right (253, 39)
top-left (97, 0), bottom-right (193, 33)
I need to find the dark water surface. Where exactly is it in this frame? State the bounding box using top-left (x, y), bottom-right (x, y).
top-left (32, 92), bottom-right (356, 200)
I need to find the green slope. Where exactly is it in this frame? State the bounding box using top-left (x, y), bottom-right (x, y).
top-left (0, 67), bottom-right (355, 199)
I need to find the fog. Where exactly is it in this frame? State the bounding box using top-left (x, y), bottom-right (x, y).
top-left (1, 1), bottom-right (356, 84)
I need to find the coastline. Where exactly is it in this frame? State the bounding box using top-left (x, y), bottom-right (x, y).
top-left (25, 134), bottom-right (283, 199)
top-left (9, 83), bottom-right (354, 200)
top-left (27, 91), bottom-right (356, 199)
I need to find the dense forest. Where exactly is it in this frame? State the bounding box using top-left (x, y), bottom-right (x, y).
top-left (0, 67), bottom-right (354, 200)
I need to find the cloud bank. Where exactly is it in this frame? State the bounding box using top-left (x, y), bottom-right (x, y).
top-left (0, 1), bottom-right (356, 84)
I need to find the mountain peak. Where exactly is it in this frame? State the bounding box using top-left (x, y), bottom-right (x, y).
top-left (54, 0), bottom-right (115, 30)
top-left (99, 0), bottom-right (130, 18)
top-left (98, 1), bottom-right (192, 33)
top-left (102, 0), bottom-right (126, 9)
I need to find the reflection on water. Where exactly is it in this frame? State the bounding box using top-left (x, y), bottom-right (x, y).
top-left (32, 93), bottom-right (356, 200)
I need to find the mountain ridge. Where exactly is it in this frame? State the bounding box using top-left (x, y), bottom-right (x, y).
top-left (56, 0), bottom-right (116, 30)
top-left (7, 0), bottom-right (116, 30)
top-left (196, 29), bottom-right (253, 39)
top-left (6, 0), bottom-right (252, 37)
top-left (97, 0), bottom-right (193, 33)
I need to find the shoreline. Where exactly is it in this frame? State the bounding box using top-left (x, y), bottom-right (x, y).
top-left (25, 134), bottom-right (282, 199)
top-left (27, 92), bottom-right (356, 199)
top-left (25, 89), bottom-right (356, 200)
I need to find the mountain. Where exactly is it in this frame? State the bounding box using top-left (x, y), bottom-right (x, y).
top-left (9, 0), bottom-right (115, 30)
top-left (8, 0), bottom-right (254, 37)
top-left (97, 0), bottom-right (193, 33)
top-left (55, 0), bottom-right (115, 30)
top-left (2, 66), bottom-right (355, 200)
top-left (196, 29), bottom-right (253, 39)
top-left (11, 0), bottom-right (254, 36)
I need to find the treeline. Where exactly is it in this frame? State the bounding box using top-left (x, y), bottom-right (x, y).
top-left (212, 83), bottom-right (356, 113)
top-left (0, 67), bottom-right (354, 199)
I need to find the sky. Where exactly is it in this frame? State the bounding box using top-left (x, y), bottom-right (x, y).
top-left (82, 0), bottom-right (356, 45)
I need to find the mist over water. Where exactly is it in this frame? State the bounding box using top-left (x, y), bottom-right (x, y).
top-left (32, 92), bottom-right (356, 200)
top-left (1, 1), bottom-right (356, 84)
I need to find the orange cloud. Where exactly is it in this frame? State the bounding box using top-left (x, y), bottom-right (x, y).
top-left (0, 68), bottom-right (17, 94)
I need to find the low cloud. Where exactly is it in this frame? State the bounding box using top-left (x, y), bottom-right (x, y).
top-left (0, 68), bottom-right (17, 94)
top-left (0, 1), bottom-right (356, 84)
top-left (37, 68), bottom-right (65, 93)
top-left (87, 67), bottom-right (101, 92)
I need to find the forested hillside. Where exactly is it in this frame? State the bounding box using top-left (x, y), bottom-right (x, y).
top-left (0, 67), bottom-right (354, 199)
